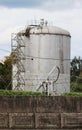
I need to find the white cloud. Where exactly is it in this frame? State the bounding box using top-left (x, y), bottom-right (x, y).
top-left (41, 0), bottom-right (82, 11)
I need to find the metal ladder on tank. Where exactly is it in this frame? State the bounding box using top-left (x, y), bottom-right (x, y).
top-left (36, 66), bottom-right (60, 95)
top-left (11, 33), bottom-right (25, 90)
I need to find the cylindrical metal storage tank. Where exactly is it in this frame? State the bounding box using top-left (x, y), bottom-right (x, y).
top-left (12, 20), bottom-right (71, 94)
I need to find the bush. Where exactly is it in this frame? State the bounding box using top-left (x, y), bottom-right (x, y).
top-left (70, 82), bottom-right (82, 92)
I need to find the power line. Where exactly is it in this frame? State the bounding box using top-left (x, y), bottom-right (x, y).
top-left (0, 48), bottom-right (11, 53)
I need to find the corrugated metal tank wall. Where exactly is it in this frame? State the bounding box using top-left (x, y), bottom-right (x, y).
top-left (12, 21), bottom-right (71, 94)
top-left (24, 25), bottom-right (71, 94)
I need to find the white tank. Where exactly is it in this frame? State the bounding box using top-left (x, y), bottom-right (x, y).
top-left (12, 20), bottom-right (71, 94)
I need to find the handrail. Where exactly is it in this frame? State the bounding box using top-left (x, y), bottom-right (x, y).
top-left (36, 66), bottom-right (60, 95)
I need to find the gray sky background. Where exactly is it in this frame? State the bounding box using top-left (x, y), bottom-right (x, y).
top-left (0, 0), bottom-right (82, 60)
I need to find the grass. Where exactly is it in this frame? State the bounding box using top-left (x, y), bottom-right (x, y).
top-left (61, 92), bottom-right (82, 96)
top-left (0, 90), bottom-right (47, 96)
top-left (0, 81), bottom-right (82, 96)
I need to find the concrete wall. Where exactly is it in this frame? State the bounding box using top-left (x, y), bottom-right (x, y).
top-left (0, 96), bottom-right (82, 130)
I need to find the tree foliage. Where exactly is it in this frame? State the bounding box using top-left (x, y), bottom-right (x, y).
top-left (0, 49), bottom-right (17, 90)
top-left (70, 56), bottom-right (82, 79)
top-left (70, 56), bottom-right (82, 92)
top-left (0, 56), bottom-right (12, 90)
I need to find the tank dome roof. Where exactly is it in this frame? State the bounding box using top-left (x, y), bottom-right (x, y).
top-left (17, 25), bottom-right (71, 37)
top-left (30, 26), bottom-right (71, 37)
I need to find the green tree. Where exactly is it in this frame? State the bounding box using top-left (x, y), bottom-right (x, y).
top-left (70, 56), bottom-right (82, 77)
top-left (0, 56), bottom-right (12, 90)
top-left (4, 56), bottom-right (12, 89)
top-left (0, 63), bottom-right (7, 89)
top-left (70, 56), bottom-right (82, 92)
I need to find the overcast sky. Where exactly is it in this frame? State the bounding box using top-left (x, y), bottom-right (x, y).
top-left (0, 0), bottom-right (82, 60)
